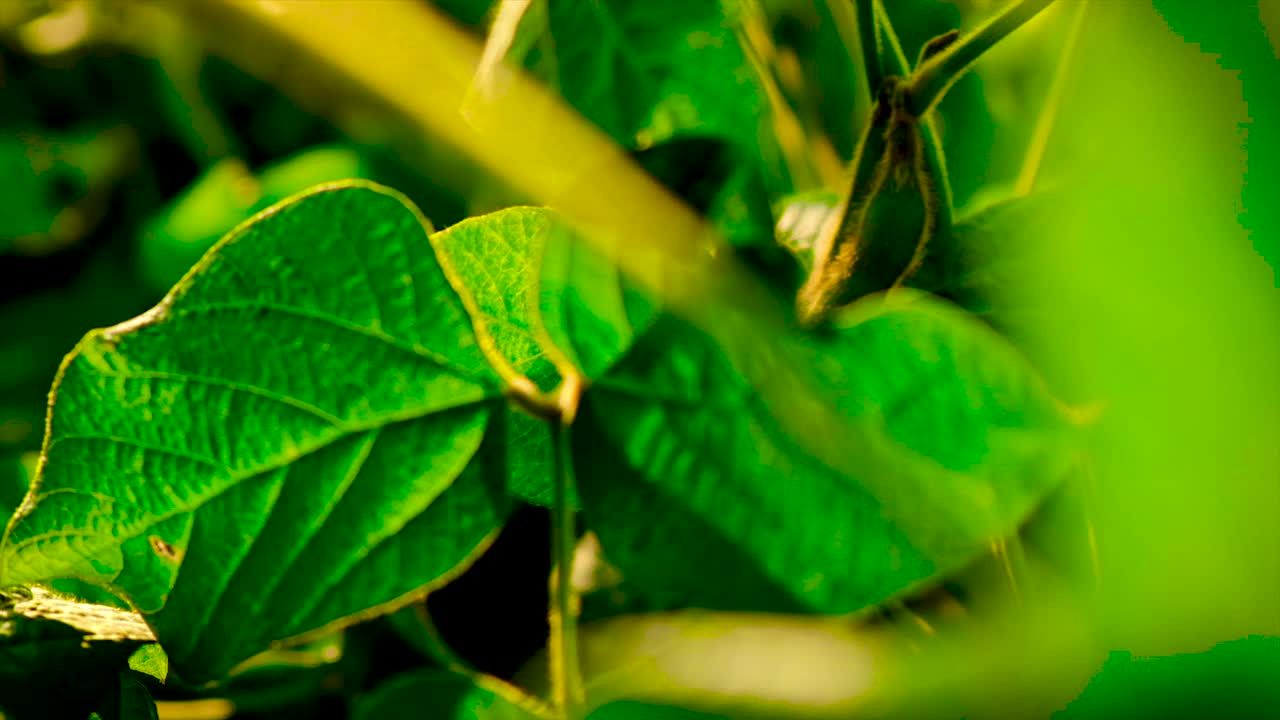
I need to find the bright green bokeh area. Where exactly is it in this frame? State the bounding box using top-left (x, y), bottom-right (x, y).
top-left (1022, 0), bottom-right (1280, 656)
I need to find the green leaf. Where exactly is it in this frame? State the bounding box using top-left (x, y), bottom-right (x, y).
top-left (916, 187), bottom-right (1064, 324)
top-left (430, 207), bottom-right (652, 506)
top-left (529, 1), bottom-right (794, 284)
top-left (138, 147), bottom-right (374, 292)
top-left (1, 183), bottom-right (512, 683)
top-left (351, 669), bottom-right (544, 720)
top-left (633, 137), bottom-right (772, 250)
top-left (531, 1), bottom-right (766, 154)
top-left (574, 292), bottom-right (1079, 613)
top-left (429, 208), bottom-right (564, 391)
top-left (430, 206), bottom-right (647, 385)
top-left (127, 643), bottom-right (168, 683)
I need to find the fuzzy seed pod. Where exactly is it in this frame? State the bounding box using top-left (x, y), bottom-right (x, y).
top-left (797, 75), bottom-right (939, 326)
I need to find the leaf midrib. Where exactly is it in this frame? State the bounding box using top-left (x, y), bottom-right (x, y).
top-left (5, 393), bottom-right (492, 559)
top-left (171, 300), bottom-right (491, 384)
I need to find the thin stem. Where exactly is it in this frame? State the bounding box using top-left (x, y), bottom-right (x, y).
top-left (873, 0), bottom-right (955, 218)
top-left (1014, 0), bottom-right (1089, 197)
top-left (871, 0), bottom-right (911, 76)
top-left (908, 0), bottom-right (1059, 116)
top-left (411, 602), bottom-right (480, 676)
top-left (852, 0), bottom-right (884, 97)
top-left (548, 376), bottom-right (584, 718)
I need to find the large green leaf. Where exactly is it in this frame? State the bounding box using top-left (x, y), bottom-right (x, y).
top-left (0, 183), bottom-right (512, 683)
top-left (574, 292), bottom-right (1079, 613)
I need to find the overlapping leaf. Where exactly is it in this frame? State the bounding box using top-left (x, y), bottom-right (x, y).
top-left (528, 0), bottom-right (791, 276)
top-left (431, 206), bottom-right (649, 384)
top-left (0, 183), bottom-right (512, 682)
top-left (574, 292), bottom-right (1080, 613)
top-left (430, 207), bottom-right (652, 506)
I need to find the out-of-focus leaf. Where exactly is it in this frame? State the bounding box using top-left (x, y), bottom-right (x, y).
top-left (634, 137), bottom-right (796, 294)
top-left (0, 454), bottom-right (30, 524)
top-left (0, 127), bottom-right (136, 256)
top-left (137, 157), bottom-right (260, 291)
top-left (1, 183), bottom-right (511, 683)
top-left (186, 630), bottom-right (350, 715)
top-left (633, 137), bottom-right (773, 249)
top-left (1056, 638), bottom-right (1280, 720)
top-left (138, 146), bottom-right (373, 291)
top-left (1151, 0), bottom-right (1280, 277)
top-left (531, 1), bottom-right (765, 153)
top-left (574, 292), bottom-right (1079, 613)
top-left (526, 0), bottom-right (791, 285)
top-left (351, 669), bottom-right (543, 720)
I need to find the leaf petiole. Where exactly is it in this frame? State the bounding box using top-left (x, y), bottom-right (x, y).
top-left (852, 0), bottom-right (884, 100)
top-left (907, 0), bottom-right (1060, 116)
top-left (548, 374), bottom-right (585, 718)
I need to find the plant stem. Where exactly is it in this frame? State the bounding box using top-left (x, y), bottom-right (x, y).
top-left (871, 0), bottom-right (911, 76)
top-left (908, 0), bottom-right (1059, 116)
top-left (549, 377), bottom-right (584, 718)
top-left (852, 0), bottom-right (884, 97)
top-left (872, 0), bottom-right (954, 218)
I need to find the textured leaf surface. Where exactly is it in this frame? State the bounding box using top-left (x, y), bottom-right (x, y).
top-left (431, 207), bottom-right (651, 506)
top-left (430, 206), bottom-right (646, 383)
top-left (574, 293), bottom-right (1078, 613)
top-left (1, 183), bottom-right (511, 682)
top-left (127, 643), bottom-right (168, 682)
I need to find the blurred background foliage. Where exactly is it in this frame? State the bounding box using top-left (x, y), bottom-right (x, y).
top-left (0, 0), bottom-right (1276, 718)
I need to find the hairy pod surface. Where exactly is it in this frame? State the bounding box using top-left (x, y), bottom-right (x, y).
top-left (798, 76), bottom-right (939, 326)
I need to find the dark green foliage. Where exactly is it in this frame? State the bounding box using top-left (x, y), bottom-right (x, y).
top-left (2, 1), bottom-right (1272, 718)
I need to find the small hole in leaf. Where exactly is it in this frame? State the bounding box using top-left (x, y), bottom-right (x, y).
top-left (149, 536), bottom-right (180, 562)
